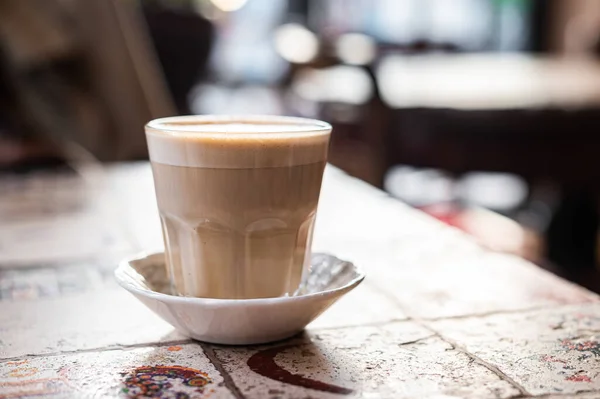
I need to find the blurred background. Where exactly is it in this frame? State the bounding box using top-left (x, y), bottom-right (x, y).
top-left (2, 0), bottom-right (600, 291)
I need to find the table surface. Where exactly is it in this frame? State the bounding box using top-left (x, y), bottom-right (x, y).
top-left (377, 54), bottom-right (600, 110)
top-left (1, 162), bottom-right (599, 399)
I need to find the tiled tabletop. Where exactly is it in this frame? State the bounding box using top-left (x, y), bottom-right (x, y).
top-left (1, 162), bottom-right (598, 399)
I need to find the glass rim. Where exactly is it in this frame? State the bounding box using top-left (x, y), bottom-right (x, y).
top-left (145, 114), bottom-right (332, 136)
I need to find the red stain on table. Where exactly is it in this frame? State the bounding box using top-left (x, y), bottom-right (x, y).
top-left (541, 355), bottom-right (567, 364)
top-left (0, 378), bottom-right (71, 398)
top-left (566, 374), bottom-right (592, 383)
top-left (247, 344), bottom-right (354, 395)
top-left (167, 346), bottom-right (182, 352)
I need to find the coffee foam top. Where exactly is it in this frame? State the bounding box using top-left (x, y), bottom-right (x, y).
top-left (145, 115), bottom-right (331, 168)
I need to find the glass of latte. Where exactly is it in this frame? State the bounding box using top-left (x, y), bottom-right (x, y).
top-left (145, 115), bottom-right (331, 299)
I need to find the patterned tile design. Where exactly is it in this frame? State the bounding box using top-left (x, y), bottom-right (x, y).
top-left (0, 344), bottom-right (232, 398)
top-left (0, 260), bottom-right (118, 301)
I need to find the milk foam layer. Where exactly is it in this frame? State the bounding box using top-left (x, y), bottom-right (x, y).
top-left (145, 115), bottom-right (331, 168)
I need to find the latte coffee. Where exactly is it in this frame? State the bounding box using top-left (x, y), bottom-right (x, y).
top-left (145, 115), bottom-right (331, 299)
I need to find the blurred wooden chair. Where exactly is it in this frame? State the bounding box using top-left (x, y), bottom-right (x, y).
top-left (0, 0), bottom-right (175, 165)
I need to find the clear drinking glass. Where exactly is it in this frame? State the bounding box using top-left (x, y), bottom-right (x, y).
top-left (145, 115), bottom-right (331, 299)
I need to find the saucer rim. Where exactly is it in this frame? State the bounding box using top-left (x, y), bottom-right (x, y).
top-left (114, 251), bottom-right (365, 306)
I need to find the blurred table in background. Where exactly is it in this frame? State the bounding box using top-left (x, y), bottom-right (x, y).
top-left (313, 54), bottom-right (600, 285)
top-left (377, 54), bottom-right (600, 110)
top-left (326, 54), bottom-right (600, 184)
top-left (375, 54), bottom-right (600, 183)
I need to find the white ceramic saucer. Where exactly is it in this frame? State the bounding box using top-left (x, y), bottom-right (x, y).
top-left (114, 252), bottom-right (364, 345)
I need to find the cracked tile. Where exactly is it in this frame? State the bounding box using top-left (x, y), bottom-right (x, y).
top-left (0, 169), bottom-right (134, 267)
top-left (310, 167), bottom-right (597, 320)
top-left (431, 303), bottom-right (600, 395)
top-left (308, 281), bottom-right (406, 330)
top-left (0, 343), bottom-right (233, 398)
top-left (318, 239), bottom-right (597, 319)
top-left (212, 322), bottom-right (520, 399)
top-left (0, 287), bottom-right (187, 359)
